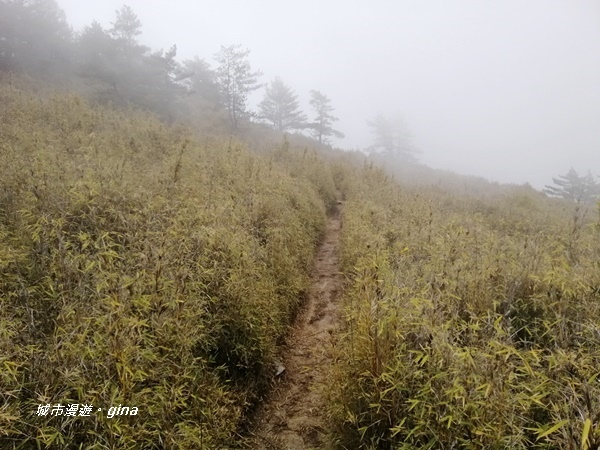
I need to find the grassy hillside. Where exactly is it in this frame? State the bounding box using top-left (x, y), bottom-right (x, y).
top-left (330, 164), bottom-right (600, 449)
top-left (2, 77), bottom-right (599, 449)
top-left (0, 83), bottom-right (338, 448)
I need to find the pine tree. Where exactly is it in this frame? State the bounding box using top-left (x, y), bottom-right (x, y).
top-left (367, 114), bottom-right (419, 163)
top-left (77, 21), bottom-right (118, 87)
top-left (214, 44), bottom-right (262, 130)
top-left (180, 57), bottom-right (219, 101)
top-left (0, 0), bottom-right (72, 73)
top-left (259, 77), bottom-right (307, 132)
top-left (544, 168), bottom-right (600, 204)
top-left (110, 5), bottom-right (143, 52)
top-left (78, 7), bottom-right (184, 119)
top-left (308, 90), bottom-right (344, 146)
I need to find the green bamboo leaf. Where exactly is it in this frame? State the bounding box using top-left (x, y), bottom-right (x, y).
top-left (536, 419), bottom-right (568, 440)
top-left (581, 418), bottom-right (592, 450)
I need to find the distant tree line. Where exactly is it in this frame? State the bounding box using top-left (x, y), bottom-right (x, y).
top-left (0, 0), bottom-right (346, 146)
top-left (0, 0), bottom-right (71, 75)
top-left (77, 6), bottom-right (190, 118)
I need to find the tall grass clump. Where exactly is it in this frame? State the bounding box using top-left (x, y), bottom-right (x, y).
top-left (0, 83), bottom-right (331, 448)
top-left (330, 164), bottom-right (600, 449)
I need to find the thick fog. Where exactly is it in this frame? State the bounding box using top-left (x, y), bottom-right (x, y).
top-left (57, 0), bottom-right (600, 189)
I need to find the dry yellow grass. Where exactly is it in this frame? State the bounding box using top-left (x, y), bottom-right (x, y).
top-left (329, 164), bottom-right (600, 449)
top-left (0, 83), bottom-right (337, 448)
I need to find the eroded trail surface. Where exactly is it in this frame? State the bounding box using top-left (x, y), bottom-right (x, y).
top-left (248, 205), bottom-right (343, 449)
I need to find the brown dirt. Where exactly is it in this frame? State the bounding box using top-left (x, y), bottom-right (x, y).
top-left (245, 204), bottom-right (343, 449)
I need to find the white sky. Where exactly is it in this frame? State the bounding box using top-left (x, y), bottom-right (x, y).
top-left (57, 0), bottom-right (600, 189)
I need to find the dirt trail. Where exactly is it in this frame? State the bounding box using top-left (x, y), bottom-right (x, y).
top-left (247, 204), bottom-right (343, 449)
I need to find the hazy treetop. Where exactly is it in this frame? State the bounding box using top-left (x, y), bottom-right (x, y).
top-left (56, 0), bottom-right (600, 188)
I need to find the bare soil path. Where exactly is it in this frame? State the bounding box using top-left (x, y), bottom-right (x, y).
top-left (246, 204), bottom-right (343, 449)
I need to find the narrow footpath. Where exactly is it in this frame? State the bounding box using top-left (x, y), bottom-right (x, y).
top-left (247, 203), bottom-right (343, 449)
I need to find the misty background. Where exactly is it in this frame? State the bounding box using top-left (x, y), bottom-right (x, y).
top-left (56, 0), bottom-right (600, 188)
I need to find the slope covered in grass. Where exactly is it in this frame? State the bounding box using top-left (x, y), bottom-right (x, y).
top-left (3, 76), bottom-right (599, 449)
top-left (0, 83), bottom-right (338, 448)
top-left (330, 165), bottom-right (600, 449)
